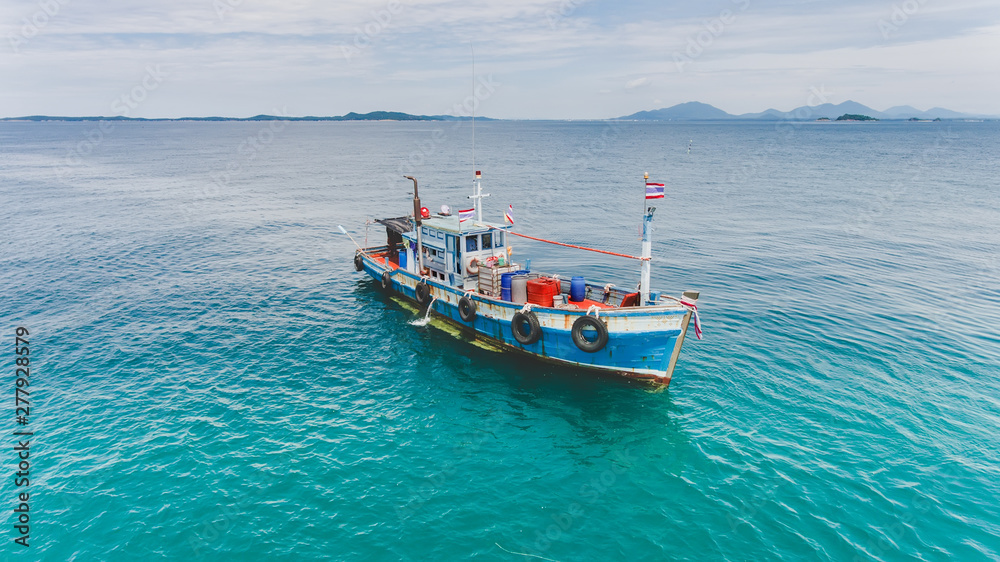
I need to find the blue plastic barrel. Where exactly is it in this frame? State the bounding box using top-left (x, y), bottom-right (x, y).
top-left (514, 270), bottom-right (529, 275)
top-left (500, 272), bottom-right (516, 301)
top-left (399, 251), bottom-right (407, 268)
top-left (570, 276), bottom-right (586, 302)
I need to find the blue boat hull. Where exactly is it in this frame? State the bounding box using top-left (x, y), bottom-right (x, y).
top-left (358, 251), bottom-right (694, 385)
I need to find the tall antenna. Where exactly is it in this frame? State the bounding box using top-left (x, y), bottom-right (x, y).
top-left (468, 44), bottom-right (488, 223)
top-left (471, 43), bottom-right (476, 176)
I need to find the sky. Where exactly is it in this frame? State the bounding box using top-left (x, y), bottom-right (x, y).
top-left (2, 0), bottom-right (999, 119)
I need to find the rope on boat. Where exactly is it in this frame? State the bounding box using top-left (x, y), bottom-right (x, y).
top-left (484, 226), bottom-right (650, 261)
top-left (586, 305), bottom-right (601, 318)
top-left (659, 295), bottom-right (704, 340)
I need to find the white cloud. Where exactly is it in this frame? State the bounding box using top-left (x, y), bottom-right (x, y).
top-left (1, 0), bottom-right (999, 118)
top-left (625, 77), bottom-right (651, 90)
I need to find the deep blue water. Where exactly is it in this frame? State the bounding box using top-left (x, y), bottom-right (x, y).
top-left (1, 120), bottom-right (998, 560)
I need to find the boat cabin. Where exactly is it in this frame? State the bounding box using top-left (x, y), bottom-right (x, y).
top-left (377, 215), bottom-right (513, 290)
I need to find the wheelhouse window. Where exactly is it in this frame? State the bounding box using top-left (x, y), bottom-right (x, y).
top-left (494, 232), bottom-right (504, 248)
top-left (466, 236), bottom-right (478, 252)
top-left (481, 233), bottom-right (493, 250)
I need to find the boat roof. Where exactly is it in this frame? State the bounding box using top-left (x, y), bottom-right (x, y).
top-left (421, 216), bottom-right (511, 234)
top-left (377, 214), bottom-right (511, 236)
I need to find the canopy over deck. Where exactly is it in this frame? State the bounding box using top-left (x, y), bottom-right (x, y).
top-left (376, 216), bottom-right (413, 235)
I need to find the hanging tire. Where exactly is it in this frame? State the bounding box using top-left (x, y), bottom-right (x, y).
top-left (511, 311), bottom-right (542, 345)
top-left (354, 253), bottom-right (364, 271)
top-left (458, 296), bottom-right (477, 322)
top-left (572, 315), bottom-right (608, 353)
top-left (381, 270), bottom-right (392, 291)
top-left (415, 281), bottom-right (431, 305)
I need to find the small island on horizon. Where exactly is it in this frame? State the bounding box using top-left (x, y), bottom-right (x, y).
top-left (835, 114), bottom-right (879, 121)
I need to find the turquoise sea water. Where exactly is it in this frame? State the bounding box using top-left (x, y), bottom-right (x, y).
top-left (1, 120), bottom-right (998, 560)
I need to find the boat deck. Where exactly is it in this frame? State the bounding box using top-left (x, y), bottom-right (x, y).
top-left (370, 254), bottom-right (399, 270)
top-left (366, 250), bottom-right (615, 309)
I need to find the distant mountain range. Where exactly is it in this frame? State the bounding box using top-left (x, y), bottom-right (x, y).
top-left (0, 111), bottom-right (488, 122)
top-left (2, 103), bottom-right (993, 122)
top-left (617, 101), bottom-right (995, 121)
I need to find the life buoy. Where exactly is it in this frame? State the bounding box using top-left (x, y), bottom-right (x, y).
top-left (415, 281), bottom-right (431, 305)
top-left (571, 315), bottom-right (608, 352)
top-left (354, 253), bottom-right (364, 271)
top-left (511, 311), bottom-right (542, 345)
top-left (381, 270), bottom-right (392, 290)
top-left (458, 296), bottom-right (477, 322)
top-left (466, 257), bottom-right (480, 275)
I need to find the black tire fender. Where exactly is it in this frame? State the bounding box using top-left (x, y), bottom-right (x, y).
top-left (354, 253), bottom-right (364, 271)
top-left (415, 281), bottom-right (432, 305)
top-left (458, 296), bottom-right (477, 322)
top-left (381, 270), bottom-right (393, 290)
top-left (571, 315), bottom-right (608, 353)
top-left (511, 311), bottom-right (542, 345)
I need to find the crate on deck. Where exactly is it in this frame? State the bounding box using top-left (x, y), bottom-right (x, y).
top-left (477, 261), bottom-right (520, 296)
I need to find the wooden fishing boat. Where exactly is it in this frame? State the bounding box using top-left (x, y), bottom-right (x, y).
top-left (346, 171), bottom-right (701, 385)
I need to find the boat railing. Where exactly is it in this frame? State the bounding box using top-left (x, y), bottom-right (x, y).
top-left (523, 273), bottom-right (638, 308)
top-left (360, 244), bottom-right (391, 254)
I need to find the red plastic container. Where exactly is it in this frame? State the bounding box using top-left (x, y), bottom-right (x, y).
top-left (526, 277), bottom-right (561, 307)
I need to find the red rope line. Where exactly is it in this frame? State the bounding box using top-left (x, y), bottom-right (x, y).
top-left (503, 230), bottom-right (649, 261)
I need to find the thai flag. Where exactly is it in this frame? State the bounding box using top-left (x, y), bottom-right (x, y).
top-left (459, 208), bottom-right (475, 223)
top-left (645, 182), bottom-right (665, 200)
top-left (504, 205), bottom-right (514, 225)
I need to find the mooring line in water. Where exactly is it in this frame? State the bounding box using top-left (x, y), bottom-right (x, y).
top-left (494, 542), bottom-right (560, 561)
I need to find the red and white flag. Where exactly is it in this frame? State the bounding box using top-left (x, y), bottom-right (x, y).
top-left (504, 205), bottom-right (514, 225)
top-left (459, 208), bottom-right (475, 223)
top-left (645, 182), bottom-right (665, 200)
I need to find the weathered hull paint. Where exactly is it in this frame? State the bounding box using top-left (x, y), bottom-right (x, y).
top-left (359, 251), bottom-right (693, 385)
